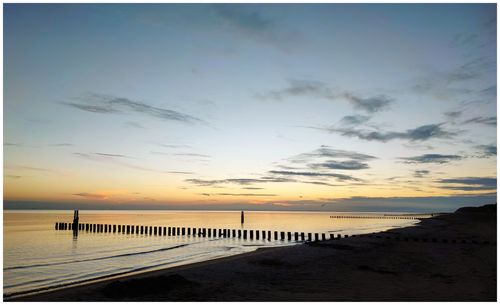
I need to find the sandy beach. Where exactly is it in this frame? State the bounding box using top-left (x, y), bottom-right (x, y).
top-left (9, 204), bottom-right (496, 301)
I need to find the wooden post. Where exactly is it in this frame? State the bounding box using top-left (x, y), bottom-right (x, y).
top-left (238, 229), bottom-right (242, 238)
top-left (187, 227), bottom-right (191, 235)
top-left (268, 231), bottom-right (271, 241)
top-left (262, 230), bottom-right (266, 240)
top-left (256, 230), bottom-right (260, 240)
top-left (322, 233), bottom-right (326, 240)
top-left (55, 222), bottom-right (58, 230)
top-left (330, 233), bottom-right (334, 240)
top-left (181, 227), bottom-right (185, 235)
top-left (308, 233), bottom-right (312, 241)
top-left (301, 232), bottom-right (305, 240)
top-left (249, 230), bottom-right (254, 239)
top-left (295, 232), bottom-right (299, 240)
top-left (315, 233), bottom-right (319, 241)
top-left (287, 232), bottom-right (292, 240)
top-left (344, 234), bottom-right (348, 238)
top-left (232, 229), bottom-right (236, 238)
top-left (274, 231), bottom-right (278, 240)
top-left (167, 227), bottom-right (171, 236)
top-left (203, 228), bottom-right (207, 237)
top-left (208, 228), bottom-right (212, 238)
top-left (243, 230), bottom-right (248, 239)
top-left (337, 234), bottom-right (341, 239)
top-left (177, 227), bottom-right (180, 235)
top-left (281, 231), bottom-right (285, 240)
top-left (241, 211), bottom-right (244, 224)
top-left (192, 228), bottom-right (196, 236)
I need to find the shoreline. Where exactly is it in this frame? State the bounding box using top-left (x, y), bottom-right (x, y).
top-left (8, 205), bottom-right (496, 301)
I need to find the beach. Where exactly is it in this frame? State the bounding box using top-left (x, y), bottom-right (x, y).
top-left (9, 204), bottom-right (496, 302)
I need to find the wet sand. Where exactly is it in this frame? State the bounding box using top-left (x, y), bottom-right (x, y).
top-left (9, 204), bottom-right (496, 301)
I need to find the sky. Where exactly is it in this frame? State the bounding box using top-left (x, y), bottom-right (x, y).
top-left (3, 3), bottom-right (497, 212)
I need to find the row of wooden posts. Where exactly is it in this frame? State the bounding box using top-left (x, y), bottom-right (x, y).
top-left (330, 215), bottom-right (426, 220)
top-left (55, 222), bottom-right (347, 242)
top-left (54, 222), bottom-right (492, 245)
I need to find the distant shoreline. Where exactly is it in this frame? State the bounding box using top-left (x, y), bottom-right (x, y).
top-left (9, 204), bottom-right (496, 301)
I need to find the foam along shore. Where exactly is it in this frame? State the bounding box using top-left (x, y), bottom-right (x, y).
top-left (9, 204), bottom-right (496, 301)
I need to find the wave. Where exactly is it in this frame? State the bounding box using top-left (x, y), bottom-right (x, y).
top-left (4, 243), bottom-right (190, 271)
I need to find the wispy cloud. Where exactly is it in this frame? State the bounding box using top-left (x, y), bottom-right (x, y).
top-left (436, 177), bottom-right (496, 191)
top-left (339, 115), bottom-right (371, 126)
top-left (343, 93), bottom-right (393, 113)
top-left (63, 94), bottom-right (205, 124)
top-left (268, 170), bottom-right (361, 182)
top-left (292, 146), bottom-right (376, 162)
top-left (258, 79), bottom-right (393, 112)
top-left (475, 144), bottom-right (496, 158)
top-left (49, 143), bottom-right (73, 147)
top-left (73, 192), bottom-right (107, 199)
top-left (463, 116), bottom-right (496, 126)
top-left (319, 124), bottom-right (458, 142)
top-left (4, 142), bottom-right (23, 146)
top-left (309, 160), bottom-right (369, 170)
top-left (205, 192), bottom-right (277, 197)
top-left (400, 154), bottom-right (463, 164)
top-left (212, 4), bottom-right (301, 51)
top-left (414, 170), bottom-right (430, 178)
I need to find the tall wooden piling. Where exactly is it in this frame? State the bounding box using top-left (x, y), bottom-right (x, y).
top-left (241, 210), bottom-right (244, 224)
top-left (243, 230), bottom-right (248, 239)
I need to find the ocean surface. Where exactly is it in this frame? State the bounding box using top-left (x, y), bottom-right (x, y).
top-left (4, 210), bottom-right (421, 296)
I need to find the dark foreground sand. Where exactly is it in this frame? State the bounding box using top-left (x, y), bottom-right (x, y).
top-left (9, 205), bottom-right (497, 301)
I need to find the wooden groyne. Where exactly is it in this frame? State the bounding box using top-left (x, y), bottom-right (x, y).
top-left (329, 215), bottom-right (434, 220)
top-left (53, 222), bottom-right (493, 245)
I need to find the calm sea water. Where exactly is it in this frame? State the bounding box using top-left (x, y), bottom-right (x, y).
top-left (4, 210), bottom-right (420, 296)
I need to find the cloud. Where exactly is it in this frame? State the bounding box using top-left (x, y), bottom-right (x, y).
top-left (167, 171), bottom-right (194, 175)
top-left (414, 170), bottom-right (430, 178)
top-left (186, 177), bottom-right (284, 186)
top-left (475, 144), bottom-right (496, 158)
top-left (268, 170), bottom-right (361, 182)
top-left (339, 115), bottom-right (371, 126)
top-left (463, 116), bottom-right (496, 126)
top-left (449, 33), bottom-right (478, 48)
top-left (212, 4), bottom-right (300, 51)
top-left (324, 124), bottom-right (458, 142)
top-left (49, 143), bottom-right (73, 147)
top-left (400, 154), bottom-right (463, 164)
top-left (173, 153), bottom-right (211, 158)
top-left (5, 165), bottom-right (55, 172)
top-left (258, 79), bottom-right (334, 101)
top-left (436, 177), bottom-right (497, 191)
top-left (310, 160), bottom-right (369, 170)
top-left (446, 56), bottom-right (495, 82)
top-left (444, 111), bottom-right (462, 120)
top-left (74, 152), bottom-right (189, 174)
top-left (63, 94), bottom-right (205, 124)
top-left (258, 80), bottom-right (393, 112)
top-left (293, 146), bottom-right (376, 162)
top-left (242, 187), bottom-right (264, 190)
top-left (208, 193), bottom-right (277, 197)
top-left (94, 153), bottom-right (130, 158)
top-left (5, 175), bottom-right (22, 179)
top-left (124, 122), bottom-right (145, 129)
top-left (4, 142), bottom-right (23, 146)
top-left (342, 93), bottom-right (393, 113)
top-left (72, 192), bottom-right (107, 199)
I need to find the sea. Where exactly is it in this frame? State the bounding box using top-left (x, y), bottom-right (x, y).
top-left (4, 210), bottom-right (422, 297)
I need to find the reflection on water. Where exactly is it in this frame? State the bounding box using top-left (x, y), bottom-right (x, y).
top-left (4, 210), bottom-right (419, 296)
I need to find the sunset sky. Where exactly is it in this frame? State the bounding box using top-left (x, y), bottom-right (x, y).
top-left (4, 4), bottom-right (497, 212)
